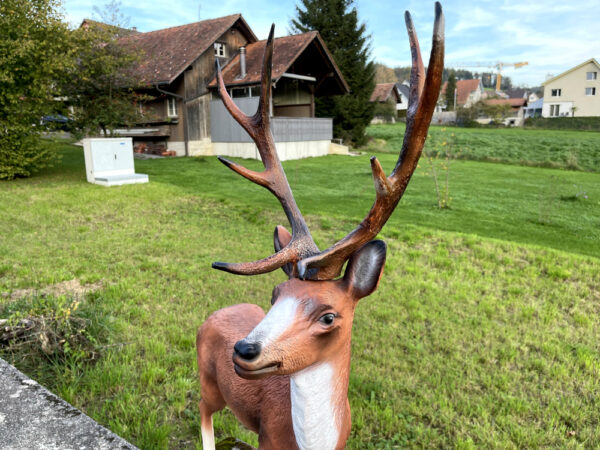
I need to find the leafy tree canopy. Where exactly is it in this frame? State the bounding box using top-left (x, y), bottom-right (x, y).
top-left (62, 1), bottom-right (146, 137)
top-left (0, 0), bottom-right (73, 179)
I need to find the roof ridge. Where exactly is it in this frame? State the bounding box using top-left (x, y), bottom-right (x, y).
top-left (128, 14), bottom-right (241, 37)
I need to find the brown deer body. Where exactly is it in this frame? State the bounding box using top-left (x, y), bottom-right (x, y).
top-left (197, 4), bottom-right (444, 449)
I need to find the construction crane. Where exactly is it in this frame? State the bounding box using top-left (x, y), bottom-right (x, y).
top-left (448, 61), bottom-right (529, 91)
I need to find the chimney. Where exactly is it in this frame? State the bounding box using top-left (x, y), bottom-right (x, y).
top-left (239, 47), bottom-right (246, 79)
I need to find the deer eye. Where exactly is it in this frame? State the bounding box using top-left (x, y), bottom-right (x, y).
top-left (319, 313), bottom-right (335, 326)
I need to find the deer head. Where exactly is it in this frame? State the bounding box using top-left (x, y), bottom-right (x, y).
top-left (212, 2), bottom-right (444, 378)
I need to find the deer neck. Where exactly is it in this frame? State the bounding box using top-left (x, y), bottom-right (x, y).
top-left (289, 343), bottom-right (351, 450)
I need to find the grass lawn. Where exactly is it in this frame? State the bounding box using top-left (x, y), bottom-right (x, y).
top-left (1, 140), bottom-right (599, 448)
top-left (367, 123), bottom-right (600, 172)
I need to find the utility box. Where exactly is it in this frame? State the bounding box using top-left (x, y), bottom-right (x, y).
top-left (83, 138), bottom-right (148, 186)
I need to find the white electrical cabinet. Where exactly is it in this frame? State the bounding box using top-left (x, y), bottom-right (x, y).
top-left (83, 138), bottom-right (148, 186)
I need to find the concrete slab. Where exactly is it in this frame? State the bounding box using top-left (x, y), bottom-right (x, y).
top-left (0, 358), bottom-right (137, 450)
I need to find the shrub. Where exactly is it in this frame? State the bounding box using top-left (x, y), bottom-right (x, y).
top-left (0, 126), bottom-right (58, 180)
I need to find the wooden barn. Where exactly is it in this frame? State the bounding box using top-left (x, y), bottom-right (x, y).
top-left (110, 14), bottom-right (349, 159)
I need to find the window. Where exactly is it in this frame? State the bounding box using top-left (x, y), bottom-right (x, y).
top-left (586, 71), bottom-right (597, 80)
top-left (551, 89), bottom-right (561, 97)
top-left (167, 97), bottom-right (178, 117)
top-left (550, 104), bottom-right (560, 117)
top-left (585, 87), bottom-right (596, 96)
top-left (214, 42), bottom-right (227, 58)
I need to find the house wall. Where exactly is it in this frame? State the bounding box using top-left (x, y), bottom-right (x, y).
top-left (542, 61), bottom-right (600, 117)
top-left (212, 140), bottom-right (345, 161)
top-left (273, 78), bottom-right (313, 117)
top-left (182, 26), bottom-right (252, 153)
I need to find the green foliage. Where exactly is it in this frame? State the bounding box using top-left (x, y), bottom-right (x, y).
top-left (0, 126), bottom-right (59, 179)
top-left (291, 0), bottom-right (375, 146)
top-left (525, 116), bottom-right (600, 131)
top-left (445, 71), bottom-right (457, 111)
top-left (0, 0), bottom-right (72, 179)
top-left (372, 101), bottom-right (396, 121)
top-left (62, 13), bottom-right (146, 137)
top-left (456, 100), bottom-right (513, 125)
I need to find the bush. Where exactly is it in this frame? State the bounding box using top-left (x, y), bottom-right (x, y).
top-left (0, 126), bottom-right (58, 180)
top-left (524, 117), bottom-right (600, 131)
top-left (373, 102), bottom-right (397, 121)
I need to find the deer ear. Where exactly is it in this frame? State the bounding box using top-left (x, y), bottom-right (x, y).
top-left (342, 240), bottom-right (387, 300)
top-left (274, 225), bottom-right (294, 277)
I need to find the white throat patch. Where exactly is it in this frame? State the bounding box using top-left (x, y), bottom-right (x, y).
top-left (290, 363), bottom-right (339, 450)
top-left (245, 296), bottom-right (298, 346)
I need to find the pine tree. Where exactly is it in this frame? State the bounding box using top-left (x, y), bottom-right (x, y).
top-left (445, 71), bottom-right (457, 111)
top-left (291, 0), bottom-right (375, 146)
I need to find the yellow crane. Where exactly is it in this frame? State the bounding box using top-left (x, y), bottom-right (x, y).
top-left (449, 61), bottom-right (529, 91)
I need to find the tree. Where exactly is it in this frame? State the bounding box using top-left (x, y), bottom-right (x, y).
top-left (0, 0), bottom-right (73, 179)
top-left (62, 1), bottom-right (147, 137)
top-left (291, 0), bottom-right (375, 146)
top-left (445, 71), bottom-right (457, 111)
top-left (374, 63), bottom-right (398, 84)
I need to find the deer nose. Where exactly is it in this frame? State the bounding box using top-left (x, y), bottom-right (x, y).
top-left (234, 340), bottom-right (261, 361)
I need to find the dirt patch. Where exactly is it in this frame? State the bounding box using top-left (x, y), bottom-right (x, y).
top-left (3, 279), bottom-right (103, 302)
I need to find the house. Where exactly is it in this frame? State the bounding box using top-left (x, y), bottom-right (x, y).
top-left (541, 58), bottom-right (600, 117)
top-left (482, 98), bottom-right (527, 126)
top-left (505, 88), bottom-right (539, 104)
top-left (100, 14), bottom-right (349, 159)
top-left (440, 79), bottom-right (484, 108)
top-left (396, 82), bottom-right (410, 114)
top-left (369, 83), bottom-right (404, 123)
top-left (524, 97), bottom-right (543, 119)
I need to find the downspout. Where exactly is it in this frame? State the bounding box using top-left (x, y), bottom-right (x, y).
top-left (155, 84), bottom-right (189, 157)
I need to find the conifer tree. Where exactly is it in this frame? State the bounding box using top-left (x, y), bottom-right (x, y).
top-left (445, 70), bottom-right (457, 111)
top-left (291, 0), bottom-right (375, 146)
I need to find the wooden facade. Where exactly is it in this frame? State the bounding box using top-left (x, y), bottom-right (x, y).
top-left (113, 15), bottom-right (348, 158)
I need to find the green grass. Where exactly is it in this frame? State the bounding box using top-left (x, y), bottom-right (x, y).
top-left (1, 141), bottom-right (599, 448)
top-left (367, 122), bottom-right (600, 172)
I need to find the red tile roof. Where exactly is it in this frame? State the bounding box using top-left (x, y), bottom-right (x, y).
top-left (208, 32), bottom-right (349, 93)
top-left (485, 98), bottom-right (526, 107)
top-left (370, 83), bottom-right (397, 102)
top-left (119, 14), bottom-right (256, 85)
top-left (442, 79), bottom-right (482, 105)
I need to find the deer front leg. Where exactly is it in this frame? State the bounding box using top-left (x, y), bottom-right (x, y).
top-left (199, 397), bottom-right (218, 450)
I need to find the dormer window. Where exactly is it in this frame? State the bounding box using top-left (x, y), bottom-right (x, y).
top-left (214, 42), bottom-right (227, 58)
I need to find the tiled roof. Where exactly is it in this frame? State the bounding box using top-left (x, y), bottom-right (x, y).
top-left (485, 98), bottom-right (527, 107)
top-left (80, 19), bottom-right (139, 38)
top-left (505, 88), bottom-right (528, 99)
top-left (119, 14), bottom-right (256, 85)
top-left (396, 83), bottom-right (410, 99)
top-left (442, 79), bottom-right (482, 105)
top-left (370, 83), bottom-right (397, 102)
top-left (208, 32), bottom-right (348, 93)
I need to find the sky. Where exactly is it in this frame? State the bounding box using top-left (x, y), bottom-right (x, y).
top-left (61, 0), bottom-right (599, 88)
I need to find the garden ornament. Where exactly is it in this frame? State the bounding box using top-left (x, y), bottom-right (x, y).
top-left (197, 3), bottom-right (444, 449)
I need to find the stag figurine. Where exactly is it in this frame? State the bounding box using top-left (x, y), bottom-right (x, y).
top-left (197, 4), bottom-right (444, 449)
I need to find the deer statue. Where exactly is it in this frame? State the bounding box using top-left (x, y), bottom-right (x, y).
top-left (197, 3), bottom-right (444, 449)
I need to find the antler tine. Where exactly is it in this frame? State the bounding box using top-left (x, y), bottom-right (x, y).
top-left (212, 24), bottom-right (320, 276)
top-left (298, 2), bottom-right (444, 281)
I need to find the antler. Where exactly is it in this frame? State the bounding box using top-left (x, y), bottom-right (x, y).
top-left (212, 3), bottom-right (444, 281)
top-left (211, 25), bottom-right (320, 276)
top-left (297, 2), bottom-right (445, 280)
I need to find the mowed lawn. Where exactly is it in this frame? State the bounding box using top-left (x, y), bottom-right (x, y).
top-left (0, 138), bottom-right (599, 448)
